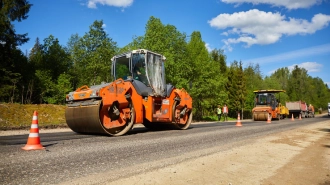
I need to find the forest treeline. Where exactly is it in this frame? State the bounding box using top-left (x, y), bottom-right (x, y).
top-left (1, 1), bottom-right (329, 120)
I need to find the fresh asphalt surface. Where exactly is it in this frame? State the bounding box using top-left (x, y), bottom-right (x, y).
top-left (0, 115), bottom-right (329, 184)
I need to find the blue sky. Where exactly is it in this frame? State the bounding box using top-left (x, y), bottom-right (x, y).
top-left (14, 0), bottom-right (330, 86)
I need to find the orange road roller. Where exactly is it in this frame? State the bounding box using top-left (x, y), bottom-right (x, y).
top-left (65, 49), bottom-right (193, 136)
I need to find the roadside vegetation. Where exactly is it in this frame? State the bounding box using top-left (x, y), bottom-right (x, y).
top-left (1, 1), bottom-right (329, 129)
top-left (0, 103), bottom-right (66, 130)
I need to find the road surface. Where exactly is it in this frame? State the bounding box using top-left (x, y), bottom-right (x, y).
top-left (0, 115), bottom-right (329, 185)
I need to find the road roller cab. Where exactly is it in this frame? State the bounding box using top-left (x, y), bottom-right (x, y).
top-left (65, 49), bottom-right (193, 136)
top-left (252, 90), bottom-right (286, 121)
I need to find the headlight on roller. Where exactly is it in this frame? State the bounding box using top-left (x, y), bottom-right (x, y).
top-left (66, 93), bottom-right (74, 101)
top-left (90, 90), bottom-right (100, 98)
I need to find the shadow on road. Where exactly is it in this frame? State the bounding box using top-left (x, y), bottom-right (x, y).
top-left (317, 114), bottom-right (330, 119)
top-left (322, 144), bottom-right (330, 148)
top-left (318, 180), bottom-right (330, 185)
top-left (0, 132), bottom-right (96, 145)
top-left (43, 142), bottom-right (58, 148)
top-left (319, 128), bottom-right (330, 133)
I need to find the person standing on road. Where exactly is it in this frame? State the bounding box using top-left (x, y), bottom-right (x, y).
top-left (216, 105), bottom-right (222, 121)
top-left (222, 104), bottom-right (228, 121)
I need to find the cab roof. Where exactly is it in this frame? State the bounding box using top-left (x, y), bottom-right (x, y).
top-left (253, 89), bottom-right (286, 93)
top-left (111, 49), bottom-right (166, 61)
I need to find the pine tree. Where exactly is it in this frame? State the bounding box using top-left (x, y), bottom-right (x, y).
top-left (0, 0), bottom-right (32, 102)
top-left (226, 61), bottom-right (247, 117)
top-left (70, 20), bottom-right (118, 86)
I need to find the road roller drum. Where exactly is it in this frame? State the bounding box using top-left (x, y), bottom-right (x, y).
top-left (253, 112), bottom-right (268, 121)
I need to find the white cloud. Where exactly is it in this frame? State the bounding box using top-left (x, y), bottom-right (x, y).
top-left (205, 43), bottom-right (212, 52)
top-left (87, 0), bottom-right (133, 9)
top-left (244, 43), bottom-right (330, 64)
top-left (221, 0), bottom-right (323, 10)
top-left (221, 32), bottom-right (229, 36)
top-left (267, 69), bottom-right (276, 75)
top-left (268, 61), bottom-right (323, 75)
top-left (287, 62), bottom-right (323, 72)
top-left (208, 9), bottom-right (330, 49)
top-left (222, 40), bottom-right (233, 52)
top-left (102, 23), bottom-right (106, 28)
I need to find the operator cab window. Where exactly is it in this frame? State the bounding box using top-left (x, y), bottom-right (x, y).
top-left (256, 94), bottom-right (267, 105)
top-left (132, 53), bottom-right (148, 85)
top-left (114, 55), bottom-right (130, 80)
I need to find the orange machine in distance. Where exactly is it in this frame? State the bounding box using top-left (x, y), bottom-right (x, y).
top-left (252, 89), bottom-right (287, 121)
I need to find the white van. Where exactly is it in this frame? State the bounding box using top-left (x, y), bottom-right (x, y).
top-left (328, 103), bottom-right (330, 116)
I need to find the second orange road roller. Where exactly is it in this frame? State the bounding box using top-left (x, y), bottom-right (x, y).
top-left (252, 89), bottom-right (287, 121)
top-left (65, 49), bottom-right (193, 136)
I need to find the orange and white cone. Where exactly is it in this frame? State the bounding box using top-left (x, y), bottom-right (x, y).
top-left (267, 114), bottom-right (271, 123)
top-left (22, 111), bottom-right (45, 151)
top-left (291, 114), bottom-right (294, 121)
top-left (236, 113), bottom-right (242, 127)
top-left (299, 114), bottom-right (302, 120)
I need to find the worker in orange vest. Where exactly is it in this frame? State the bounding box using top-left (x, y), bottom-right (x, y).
top-left (222, 104), bottom-right (228, 121)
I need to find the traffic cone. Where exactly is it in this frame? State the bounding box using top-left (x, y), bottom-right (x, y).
top-left (267, 114), bottom-right (271, 123)
top-left (299, 114), bottom-right (302, 120)
top-left (236, 113), bottom-right (242, 127)
top-left (291, 114), bottom-right (294, 121)
top-left (22, 111), bottom-right (45, 151)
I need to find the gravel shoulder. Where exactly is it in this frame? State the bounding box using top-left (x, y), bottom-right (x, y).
top-left (65, 120), bottom-right (329, 185)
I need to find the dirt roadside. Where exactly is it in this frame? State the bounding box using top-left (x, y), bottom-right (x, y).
top-left (103, 120), bottom-right (330, 185)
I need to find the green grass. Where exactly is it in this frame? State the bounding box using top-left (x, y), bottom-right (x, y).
top-left (0, 103), bottom-right (67, 130)
top-left (201, 115), bottom-right (235, 122)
